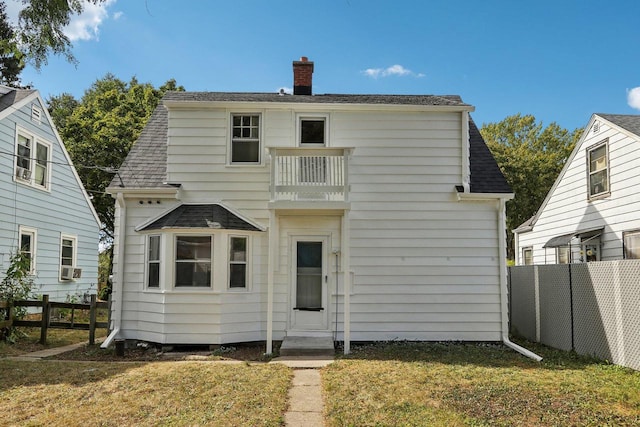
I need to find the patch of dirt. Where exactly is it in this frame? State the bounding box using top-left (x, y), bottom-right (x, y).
top-left (47, 342), bottom-right (280, 362)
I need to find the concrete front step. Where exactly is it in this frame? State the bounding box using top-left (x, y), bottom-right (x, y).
top-left (279, 336), bottom-right (335, 357)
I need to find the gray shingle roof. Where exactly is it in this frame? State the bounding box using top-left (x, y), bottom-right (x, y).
top-left (469, 118), bottom-right (511, 193)
top-left (162, 91), bottom-right (471, 107)
top-left (139, 204), bottom-right (262, 231)
top-left (109, 105), bottom-right (171, 189)
top-left (0, 88), bottom-right (37, 113)
top-left (597, 114), bottom-right (640, 138)
top-left (112, 93), bottom-right (509, 194)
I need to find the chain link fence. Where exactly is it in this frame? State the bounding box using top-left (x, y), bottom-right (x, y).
top-left (509, 260), bottom-right (640, 371)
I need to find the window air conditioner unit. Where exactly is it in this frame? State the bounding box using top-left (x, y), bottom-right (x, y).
top-left (16, 166), bottom-right (31, 180)
top-left (72, 268), bottom-right (82, 279)
top-left (61, 266), bottom-right (74, 280)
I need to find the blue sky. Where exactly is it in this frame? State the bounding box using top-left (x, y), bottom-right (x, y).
top-left (6, 0), bottom-right (640, 131)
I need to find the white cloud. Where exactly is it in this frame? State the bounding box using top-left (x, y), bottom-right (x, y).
top-left (64, 0), bottom-right (116, 42)
top-left (363, 64), bottom-right (425, 79)
top-left (627, 87), bottom-right (640, 110)
top-left (113, 11), bottom-right (124, 20)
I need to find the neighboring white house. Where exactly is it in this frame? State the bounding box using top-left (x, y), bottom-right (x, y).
top-left (105, 57), bottom-right (517, 354)
top-left (514, 113), bottom-right (640, 265)
top-left (0, 85), bottom-right (100, 301)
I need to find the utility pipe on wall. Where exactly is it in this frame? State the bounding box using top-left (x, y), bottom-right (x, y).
top-left (101, 193), bottom-right (126, 348)
top-left (498, 198), bottom-right (542, 361)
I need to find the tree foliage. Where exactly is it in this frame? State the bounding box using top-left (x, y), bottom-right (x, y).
top-left (481, 114), bottom-right (582, 259)
top-left (48, 75), bottom-right (184, 243)
top-left (17, 0), bottom-right (106, 70)
top-left (0, 2), bottom-right (25, 87)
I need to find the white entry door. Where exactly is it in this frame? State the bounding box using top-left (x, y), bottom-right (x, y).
top-left (291, 236), bottom-right (328, 331)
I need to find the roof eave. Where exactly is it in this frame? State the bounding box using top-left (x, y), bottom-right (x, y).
top-left (163, 99), bottom-right (475, 113)
top-left (457, 192), bottom-right (514, 201)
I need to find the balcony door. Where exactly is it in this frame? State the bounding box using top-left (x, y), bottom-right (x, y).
top-left (290, 236), bottom-right (329, 331)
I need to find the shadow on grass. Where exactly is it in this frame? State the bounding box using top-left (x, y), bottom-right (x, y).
top-left (336, 337), bottom-right (612, 371)
top-left (0, 359), bottom-right (146, 391)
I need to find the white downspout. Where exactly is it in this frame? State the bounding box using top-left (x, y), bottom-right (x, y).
top-left (342, 210), bottom-right (351, 354)
top-left (461, 111), bottom-right (471, 193)
top-left (266, 211), bottom-right (276, 355)
top-left (101, 193), bottom-right (126, 348)
top-left (498, 198), bottom-right (542, 361)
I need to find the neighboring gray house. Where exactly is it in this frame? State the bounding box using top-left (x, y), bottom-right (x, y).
top-left (0, 85), bottom-right (100, 301)
top-left (105, 58), bottom-right (534, 357)
top-left (514, 113), bottom-right (640, 265)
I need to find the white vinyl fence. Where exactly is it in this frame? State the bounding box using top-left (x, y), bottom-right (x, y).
top-left (509, 260), bottom-right (640, 370)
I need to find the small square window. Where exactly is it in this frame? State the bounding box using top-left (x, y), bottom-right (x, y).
top-left (300, 119), bottom-right (325, 145)
top-left (522, 247), bottom-right (533, 265)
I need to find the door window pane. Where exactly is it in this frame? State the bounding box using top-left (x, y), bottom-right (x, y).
top-left (296, 241), bottom-right (322, 308)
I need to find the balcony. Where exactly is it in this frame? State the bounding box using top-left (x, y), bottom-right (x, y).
top-left (268, 147), bottom-right (352, 208)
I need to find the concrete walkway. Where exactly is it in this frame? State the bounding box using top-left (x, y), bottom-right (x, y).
top-left (4, 340), bottom-right (94, 361)
top-left (271, 356), bottom-right (334, 427)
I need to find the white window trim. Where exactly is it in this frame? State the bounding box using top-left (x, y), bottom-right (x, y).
top-left (173, 234), bottom-right (214, 288)
top-left (296, 113), bottom-right (329, 147)
top-left (14, 126), bottom-right (52, 192)
top-left (18, 226), bottom-right (37, 275)
top-left (228, 112), bottom-right (263, 166)
top-left (228, 235), bottom-right (251, 291)
top-left (587, 139), bottom-right (609, 200)
top-left (60, 234), bottom-right (77, 281)
top-left (522, 247), bottom-right (533, 265)
top-left (623, 229), bottom-right (640, 259)
top-left (146, 234), bottom-right (162, 290)
top-left (556, 246), bottom-right (570, 264)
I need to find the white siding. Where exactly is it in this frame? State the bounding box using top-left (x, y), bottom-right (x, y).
top-left (117, 106), bottom-right (504, 344)
top-left (518, 117), bottom-right (640, 265)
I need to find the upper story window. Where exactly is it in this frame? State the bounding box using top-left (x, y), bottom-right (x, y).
top-left (231, 114), bottom-right (260, 164)
top-left (587, 140), bottom-right (609, 199)
top-left (623, 230), bottom-right (640, 259)
top-left (19, 226), bottom-right (37, 274)
top-left (300, 118), bottom-right (326, 145)
top-left (175, 235), bottom-right (212, 287)
top-left (15, 128), bottom-right (51, 191)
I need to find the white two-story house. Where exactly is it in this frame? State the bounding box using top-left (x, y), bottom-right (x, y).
top-left (105, 58), bottom-right (518, 354)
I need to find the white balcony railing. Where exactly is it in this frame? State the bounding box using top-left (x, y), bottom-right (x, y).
top-left (269, 147), bottom-right (351, 202)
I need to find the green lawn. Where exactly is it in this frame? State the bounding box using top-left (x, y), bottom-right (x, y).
top-left (323, 341), bottom-right (640, 426)
top-left (0, 360), bottom-right (291, 426)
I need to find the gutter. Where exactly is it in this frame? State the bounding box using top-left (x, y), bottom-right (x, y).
top-left (497, 198), bottom-right (543, 362)
top-left (101, 193), bottom-right (126, 348)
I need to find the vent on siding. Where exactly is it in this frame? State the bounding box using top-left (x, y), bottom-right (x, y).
top-left (592, 121), bottom-right (600, 133)
top-left (31, 105), bottom-right (41, 123)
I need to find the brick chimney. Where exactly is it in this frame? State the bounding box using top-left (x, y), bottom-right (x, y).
top-left (293, 56), bottom-right (314, 95)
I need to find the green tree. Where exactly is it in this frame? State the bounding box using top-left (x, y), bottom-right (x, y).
top-left (48, 75), bottom-right (184, 244)
top-left (0, 2), bottom-right (25, 86)
top-left (17, 0), bottom-right (107, 70)
top-left (481, 114), bottom-right (581, 259)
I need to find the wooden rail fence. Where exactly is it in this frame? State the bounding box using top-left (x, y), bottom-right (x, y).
top-left (0, 294), bottom-right (110, 345)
